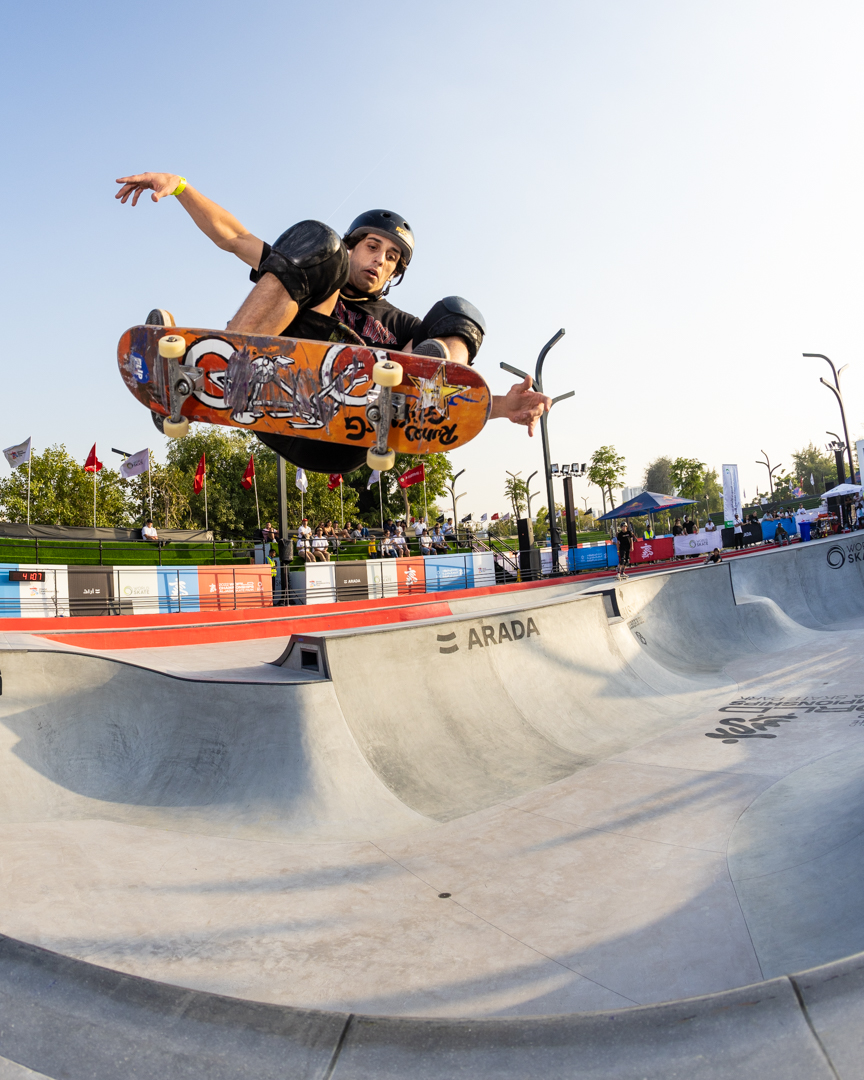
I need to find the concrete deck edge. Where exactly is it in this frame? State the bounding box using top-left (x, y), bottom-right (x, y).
top-left (0, 934), bottom-right (858, 1079)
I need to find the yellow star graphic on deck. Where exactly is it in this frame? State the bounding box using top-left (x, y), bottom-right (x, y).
top-left (409, 364), bottom-right (463, 418)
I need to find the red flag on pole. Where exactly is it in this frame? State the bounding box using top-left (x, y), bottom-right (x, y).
top-left (193, 452), bottom-right (206, 494)
top-left (241, 454), bottom-right (255, 490)
top-left (83, 444), bottom-right (103, 473)
top-left (327, 473), bottom-right (343, 490)
top-left (491, 512), bottom-right (500, 520)
top-left (397, 463), bottom-right (426, 489)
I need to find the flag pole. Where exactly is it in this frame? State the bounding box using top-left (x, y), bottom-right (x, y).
top-left (93, 467), bottom-right (97, 529)
top-left (204, 470), bottom-right (209, 532)
top-left (26, 454), bottom-right (31, 526)
top-left (147, 449), bottom-right (153, 521)
top-left (253, 468), bottom-right (261, 529)
top-left (340, 479), bottom-right (344, 527)
top-left (423, 479), bottom-right (428, 524)
top-left (379, 477), bottom-right (384, 530)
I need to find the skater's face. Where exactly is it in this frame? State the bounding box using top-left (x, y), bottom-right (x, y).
top-left (348, 233), bottom-right (403, 293)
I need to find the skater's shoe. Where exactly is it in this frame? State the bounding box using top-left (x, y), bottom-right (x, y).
top-left (413, 338), bottom-right (450, 361)
top-left (145, 308), bottom-right (176, 327)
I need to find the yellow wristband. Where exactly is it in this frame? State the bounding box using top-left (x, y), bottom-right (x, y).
top-left (171, 177), bottom-right (187, 196)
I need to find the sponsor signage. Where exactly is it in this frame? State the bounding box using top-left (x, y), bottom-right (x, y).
top-left (335, 560), bottom-right (369, 602)
top-left (631, 537), bottom-right (674, 564)
top-left (436, 616), bottom-right (541, 654)
top-left (826, 539), bottom-right (864, 569)
top-left (721, 522), bottom-right (762, 548)
top-left (722, 464), bottom-right (741, 527)
top-left (672, 532), bottom-right (722, 557)
top-left (68, 566), bottom-right (115, 617)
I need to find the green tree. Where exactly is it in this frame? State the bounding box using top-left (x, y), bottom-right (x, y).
top-left (504, 474), bottom-right (530, 518)
top-left (703, 468), bottom-right (722, 513)
top-left (588, 445), bottom-right (626, 514)
top-left (0, 444), bottom-right (130, 526)
top-left (165, 429), bottom-right (359, 537)
top-left (791, 443), bottom-right (837, 495)
top-left (643, 456), bottom-right (673, 495)
top-left (669, 457), bottom-right (706, 501)
top-left (345, 453), bottom-right (453, 525)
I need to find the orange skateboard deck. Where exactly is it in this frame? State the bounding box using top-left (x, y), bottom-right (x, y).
top-left (117, 325), bottom-right (491, 458)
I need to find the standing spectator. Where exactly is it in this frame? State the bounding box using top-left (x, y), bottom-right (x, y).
top-left (685, 518), bottom-right (697, 535)
top-left (413, 518), bottom-right (426, 539)
top-left (704, 518), bottom-right (717, 533)
top-left (671, 518), bottom-right (684, 537)
top-left (617, 523), bottom-right (633, 569)
top-left (733, 514), bottom-right (743, 550)
top-left (310, 528), bottom-right (330, 562)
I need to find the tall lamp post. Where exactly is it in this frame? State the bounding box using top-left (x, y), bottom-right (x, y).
top-left (446, 468), bottom-right (466, 542)
top-left (525, 470), bottom-right (540, 521)
top-left (501, 329), bottom-right (574, 572)
top-left (804, 353), bottom-right (855, 482)
top-left (755, 450), bottom-right (782, 496)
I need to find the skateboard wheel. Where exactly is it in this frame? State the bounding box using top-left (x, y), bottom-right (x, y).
top-left (163, 417), bottom-right (190, 439)
top-left (367, 447), bottom-right (396, 471)
top-left (371, 360), bottom-right (403, 387)
top-left (158, 335), bottom-right (186, 359)
top-left (146, 309), bottom-right (176, 327)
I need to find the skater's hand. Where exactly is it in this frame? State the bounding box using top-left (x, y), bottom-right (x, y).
top-left (491, 376), bottom-right (552, 437)
top-left (115, 173), bottom-right (184, 206)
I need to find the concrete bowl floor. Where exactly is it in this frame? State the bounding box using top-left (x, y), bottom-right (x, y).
top-left (0, 537), bottom-right (863, 1020)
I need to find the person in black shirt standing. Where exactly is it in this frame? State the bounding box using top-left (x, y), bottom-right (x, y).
top-left (616, 523), bottom-right (633, 569)
top-left (115, 172), bottom-right (552, 474)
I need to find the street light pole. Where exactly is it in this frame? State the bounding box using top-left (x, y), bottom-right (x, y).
top-left (501, 329), bottom-right (573, 573)
top-left (446, 468), bottom-right (466, 541)
top-left (525, 470), bottom-right (540, 521)
top-left (804, 353), bottom-right (856, 482)
top-left (755, 449), bottom-right (782, 496)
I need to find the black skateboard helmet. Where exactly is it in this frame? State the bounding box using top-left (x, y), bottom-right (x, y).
top-left (344, 209), bottom-right (415, 266)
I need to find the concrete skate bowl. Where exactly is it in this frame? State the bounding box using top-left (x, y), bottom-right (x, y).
top-left (0, 541), bottom-right (864, 1077)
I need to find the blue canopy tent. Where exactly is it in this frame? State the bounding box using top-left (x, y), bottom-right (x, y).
top-left (597, 491), bottom-right (696, 522)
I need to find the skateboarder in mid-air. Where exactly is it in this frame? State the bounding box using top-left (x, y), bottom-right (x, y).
top-left (115, 172), bottom-right (553, 474)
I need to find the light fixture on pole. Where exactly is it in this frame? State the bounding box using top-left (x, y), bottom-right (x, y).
top-left (804, 352), bottom-right (856, 482)
top-left (501, 330), bottom-right (573, 573)
top-left (446, 469), bottom-right (466, 539)
top-left (755, 450), bottom-right (782, 496)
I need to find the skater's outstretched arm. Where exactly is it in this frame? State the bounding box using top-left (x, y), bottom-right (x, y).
top-left (489, 376), bottom-right (552, 437)
top-left (114, 172), bottom-right (265, 268)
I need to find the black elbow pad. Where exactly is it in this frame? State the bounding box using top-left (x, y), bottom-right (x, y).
top-left (257, 220), bottom-right (349, 308)
top-left (417, 296), bottom-right (486, 361)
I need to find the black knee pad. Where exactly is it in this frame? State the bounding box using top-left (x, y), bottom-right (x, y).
top-left (417, 296), bottom-right (486, 362)
top-left (258, 220), bottom-right (349, 308)
top-left (255, 432), bottom-right (368, 475)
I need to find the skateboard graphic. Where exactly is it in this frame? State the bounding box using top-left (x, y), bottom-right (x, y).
top-left (117, 324), bottom-right (492, 470)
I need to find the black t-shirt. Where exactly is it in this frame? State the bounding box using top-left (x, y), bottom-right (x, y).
top-left (252, 242), bottom-right (422, 350)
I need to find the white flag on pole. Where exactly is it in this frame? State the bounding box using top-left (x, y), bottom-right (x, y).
top-left (810, 472), bottom-right (815, 488)
top-left (367, 470), bottom-right (381, 489)
top-left (119, 448), bottom-right (150, 479)
top-left (295, 468), bottom-right (308, 493)
top-left (501, 512), bottom-right (511, 522)
top-left (3, 438), bottom-right (31, 468)
top-left (481, 512), bottom-right (488, 521)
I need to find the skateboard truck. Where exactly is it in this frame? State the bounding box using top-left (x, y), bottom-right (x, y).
top-left (365, 359), bottom-right (404, 470)
top-left (157, 335), bottom-right (203, 439)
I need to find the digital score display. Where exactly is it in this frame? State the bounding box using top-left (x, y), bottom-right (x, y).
top-left (9, 571), bottom-right (45, 582)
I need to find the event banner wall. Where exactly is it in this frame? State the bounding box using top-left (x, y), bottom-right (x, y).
top-left (721, 522), bottom-right (763, 547)
top-left (568, 544), bottom-right (616, 572)
top-left (631, 538), bottom-right (674, 564)
top-left (673, 532), bottom-right (722, 557)
top-left (367, 559), bottom-right (398, 599)
top-left (155, 567), bottom-right (202, 613)
top-left (396, 557), bottom-right (427, 595)
top-left (722, 465), bottom-right (742, 526)
top-left (760, 518), bottom-right (797, 541)
top-left (335, 560), bottom-right (369, 603)
top-left (18, 565), bottom-right (69, 616)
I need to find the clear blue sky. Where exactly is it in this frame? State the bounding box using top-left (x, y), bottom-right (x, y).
top-left (4, 0), bottom-right (864, 515)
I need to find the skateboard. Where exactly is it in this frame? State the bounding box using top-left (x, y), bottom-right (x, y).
top-left (117, 322), bottom-right (492, 471)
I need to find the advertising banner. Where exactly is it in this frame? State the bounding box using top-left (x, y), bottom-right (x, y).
top-left (631, 537), bottom-right (675, 563)
top-left (673, 532), bottom-right (722, 557)
top-left (424, 554), bottom-right (472, 592)
top-left (16, 564), bottom-right (69, 617)
top-left (568, 545), bottom-right (615, 572)
top-left (367, 559), bottom-right (397, 599)
top-left (197, 566), bottom-right (272, 610)
top-left (0, 565), bottom-right (21, 617)
top-left (116, 568), bottom-right (159, 614)
top-left (68, 566), bottom-right (115, 617)
top-left (335, 560), bottom-right (369, 602)
top-left (722, 464), bottom-right (741, 527)
top-left (760, 518), bottom-right (797, 541)
top-left (156, 567), bottom-right (201, 613)
top-left (396, 557), bottom-right (426, 595)
top-left (303, 562), bottom-right (336, 604)
top-left (721, 522), bottom-right (763, 548)
top-left (471, 551), bottom-right (495, 587)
